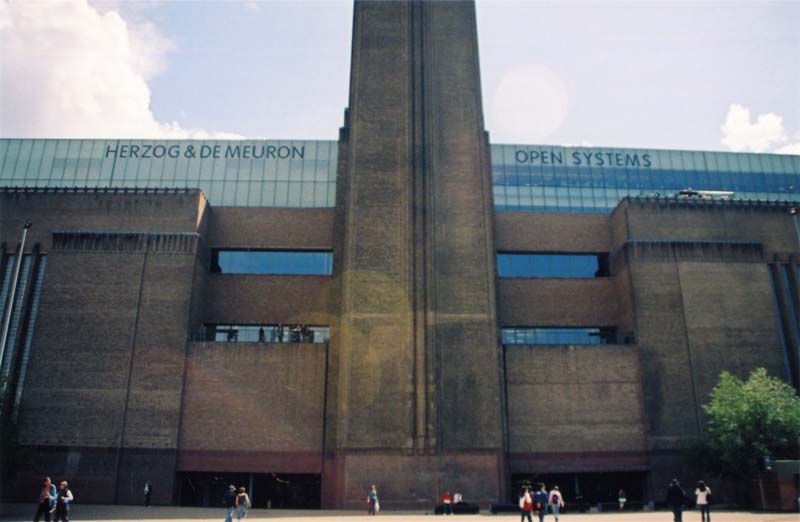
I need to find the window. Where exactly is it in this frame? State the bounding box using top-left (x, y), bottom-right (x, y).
top-left (199, 324), bottom-right (329, 344)
top-left (497, 253), bottom-right (609, 278)
top-left (212, 250), bottom-right (333, 275)
top-left (501, 327), bottom-right (619, 345)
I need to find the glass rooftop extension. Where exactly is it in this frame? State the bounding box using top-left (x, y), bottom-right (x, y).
top-left (1, 139), bottom-right (798, 211)
top-left (0, 139), bottom-right (337, 208)
top-left (493, 144), bottom-right (800, 212)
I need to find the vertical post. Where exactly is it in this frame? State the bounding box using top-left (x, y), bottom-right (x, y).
top-left (791, 209), bottom-right (800, 247)
top-left (0, 222), bottom-right (32, 370)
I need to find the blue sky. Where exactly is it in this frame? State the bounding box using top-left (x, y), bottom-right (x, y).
top-left (1, 0), bottom-right (798, 153)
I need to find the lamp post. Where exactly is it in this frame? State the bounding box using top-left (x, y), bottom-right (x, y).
top-left (0, 221), bottom-right (32, 371)
top-left (791, 208), bottom-right (800, 246)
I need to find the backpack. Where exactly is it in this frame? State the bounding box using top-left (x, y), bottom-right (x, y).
top-left (533, 491), bottom-right (546, 511)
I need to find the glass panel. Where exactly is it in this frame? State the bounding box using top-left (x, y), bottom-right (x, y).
top-left (501, 327), bottom-right (618, 345)
top-left (213, 251), bottom-right (333, 275)
top-left (204, 324), bottom-right (330, 344)
top-left (491, 144), bottom-right (800, 213)
top-left (0, 139), bottom-right (337, 208)
top-left (497, 253), bottom-right (608, 278)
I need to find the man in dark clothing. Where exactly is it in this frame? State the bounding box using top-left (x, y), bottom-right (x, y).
top-left (532, 483), bottom-right (549, 522)
top-left (223, 485), bottom-right (237, 522)
top-left (666, 479), bottom-right (686, 522)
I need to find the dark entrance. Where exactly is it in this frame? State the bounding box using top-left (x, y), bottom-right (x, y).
top-left (511, 472), bottom-right (647, 510)
top-left (177, 472), bottom-right (321, 509)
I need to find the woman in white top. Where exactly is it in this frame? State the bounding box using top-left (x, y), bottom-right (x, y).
top-left (695, 481), bottom-right (711, 522)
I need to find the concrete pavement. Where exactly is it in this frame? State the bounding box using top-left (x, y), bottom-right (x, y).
top-left (0, 504), bottom-right (798, 522)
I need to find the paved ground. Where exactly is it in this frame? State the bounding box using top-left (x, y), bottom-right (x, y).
top-left (1, 504), bottom-right (798, 522)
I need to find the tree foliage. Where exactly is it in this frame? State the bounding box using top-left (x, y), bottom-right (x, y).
top-left (703, 368), bottom-right (800, 477)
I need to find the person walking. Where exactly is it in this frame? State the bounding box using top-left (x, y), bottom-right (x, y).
top-left (223, 485), bottom-right (237, 522)
top-left (666, 479), bottom-right (686, 522)
top-left (533, 483), bottom-right (549, 522)
top-left (441, 491), bottom-right (453, 515)
top-left (367, 484), bottom-right (379, 515)
top-left (53, 481), bottom-right (73, 522)
top-left (695, 481), bottom-right (711, 522)
top-left (234, 487), bottom-right (251, 520)
top-left (519, 487), bottom-right (533, 522)
top-left (33, 477), bottom-right (57, 522)
top-left (144, 481), bottom-right (152, 507)
top-left (548, 485), bottom-right (564, 521)
top-left (618, 489), bottom-right (627, 510)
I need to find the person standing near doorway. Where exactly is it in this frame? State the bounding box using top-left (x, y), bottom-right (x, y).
top-left (695, 481), bottom-right (711, 522)
top-left (33, 477), bottom-right (56, 522)
top-left (618, 489), bottom-right (626, 510)
top-left (235, 487), bottom-right (251, 520)
top-left (367, 484), bottom-right (379, 515)
top-left (548, 485), bottom-right (564, 521)
top-left (53, 481), bottom-right (73, 522)
top-left (533, 483), bottom-right (549, 522)
top-left (519, 486), bottom-right (533, 522)
top-left (144, 481), bottom-right (152, 507)
top-left (666, 479), bottom-right (686, 522)
top-left (223, 485), bottom-right (237, 522)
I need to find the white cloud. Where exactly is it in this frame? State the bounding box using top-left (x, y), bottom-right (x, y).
top-left (490, 64), bottom-right (571, 143)
top-left (0, 0), bottom-right (241, 139)
top-left (777, 143), bottom-right (800, 155)
top-left (720, 103), bottom-right (797, 154)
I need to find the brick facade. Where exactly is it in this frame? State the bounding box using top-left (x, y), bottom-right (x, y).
top-left (1, 0), bottom-right (798, 511)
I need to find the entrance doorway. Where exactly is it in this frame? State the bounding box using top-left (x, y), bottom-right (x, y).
top-left (511, 472), bottom-right (647, 509)
top-left (177, 472), bottom-right (321, 509)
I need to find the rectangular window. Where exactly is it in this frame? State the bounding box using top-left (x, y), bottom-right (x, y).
top-left (212, 250), bottom-right (333, 275)
top-left (501, 327), bottom-right (619, 345)
top-left (497, 253), bottom-right (609, 278)
top-left (200, 324), bottom-right (329, 344)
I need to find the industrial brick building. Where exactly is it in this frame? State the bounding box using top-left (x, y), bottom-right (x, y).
top-left (1, 0), bottom-right (799, 511)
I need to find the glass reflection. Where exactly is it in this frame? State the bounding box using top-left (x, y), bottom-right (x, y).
top-left (497, 253), bottom-right (609, 278)
top-left (200, 324), bottom-right (329, 344)
top-left (212, 250), bottom-right (333, 275)
top-left (502, 327), bottom-right (618, 345)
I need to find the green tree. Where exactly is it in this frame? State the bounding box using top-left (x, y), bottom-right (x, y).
top-left (703, 368), bottom-right (800, 479)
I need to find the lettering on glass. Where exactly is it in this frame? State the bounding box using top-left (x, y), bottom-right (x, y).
top-left (514, 148), bottom-right (652, 168)
top-left (104, 143), bottom-right (305, 160)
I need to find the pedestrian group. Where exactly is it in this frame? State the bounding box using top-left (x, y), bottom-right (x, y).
top-left (30, 474), bottom-right (714, 521)
top-left (33, 478), bottom-right (73, 522)
top-left (667, 478), bottom-right (712, 522)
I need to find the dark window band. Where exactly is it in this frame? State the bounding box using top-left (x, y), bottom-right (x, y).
top-left (212, 250), bottom-right (333, 275)
top-left (497, 253), bottom-right (609, 278)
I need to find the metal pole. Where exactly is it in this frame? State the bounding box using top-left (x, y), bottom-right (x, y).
top-left (792, 209), bottom-right (800, 247)
top-left (0, 222), bottom-right (32, 371)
